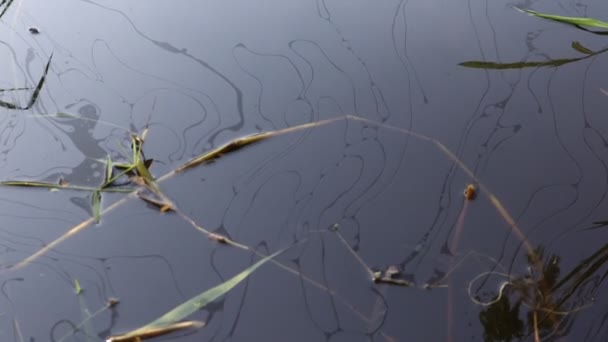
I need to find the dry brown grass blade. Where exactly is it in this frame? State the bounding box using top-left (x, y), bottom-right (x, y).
top-left (343, 115), bottom-right (535, 258)
top-left (174, 207), bottom-right (387, 328)
top-left (106, 320), bottom-right (205, 342)
top-left (170, 117), bottom-right (342, 176)
top-left (533, 310), bottom-right (541, 342)
top-left (10, 115), bottom-right (533, 277)
top-left (175, 132), bottom-right (272, 172)
top-left (10, 192), bottom-right (134, 270)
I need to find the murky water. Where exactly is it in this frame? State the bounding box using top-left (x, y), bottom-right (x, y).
top-left (0, 0), bottom-right (606, 341)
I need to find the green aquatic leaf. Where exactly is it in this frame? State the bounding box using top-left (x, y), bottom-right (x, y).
top-left (104, 155), bottom-right (113, 186)
top-left (515, 7), bottom-right (608, 29)
top-left (25, 53), bottom-right (53, 109)
top-left (0, 180), bottom-right (64, 188)
top-left (58, 280), bottom-right (104, 342)
top-left (571, 41), bottom-right (595, 55)
top-left (107, 248), bottom-right (284, 341)
top-left (0, 87), bottom-right (30, 93)
top-left (0, 54), bottom-right (53, 110)
top-left (0, 180), bottom-right (133, 193)
top-left (55, 112), bottom-right (79, 118)
top-left (91, 190), bottom-right (101, 224)
top-left (176, 132), bottom-right (271, 173)
top-left (75, 281), bottom-right (102, 342)
top-left (461, 44), bottom-right (608, 70)
top-left (74, 279), bottom-right (83, 295)
top-left (460, 58), bottom-right (581, 70)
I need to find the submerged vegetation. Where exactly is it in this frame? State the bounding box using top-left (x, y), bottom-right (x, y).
top-left (461, 7), bottom-right (608, 70)
top-left (0, 112), bottom-right (602, 340)
top-left (0, 0), bottom-right (604, 341)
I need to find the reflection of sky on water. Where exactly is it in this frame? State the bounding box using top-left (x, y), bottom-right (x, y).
top-left (0, 0), bottom-right (605, 340)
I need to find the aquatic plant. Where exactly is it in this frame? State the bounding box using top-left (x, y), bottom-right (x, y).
top-left (1, 112), bottom-right (602, 341)
top-left (0, 114), bottom-right (539, 340)
top-left (460, 7), bottom-right (608, 70)
top-left (0, 55), bottom-right (53, 109)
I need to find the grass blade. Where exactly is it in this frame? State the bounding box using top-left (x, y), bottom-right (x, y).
top-left (25, 54), bottom-right (53, 109)
top-left (75, 279), bottom-right (83, 294)
top-left (461, 45), bottom-right (608, 70)
top-left (0, 54), bottom-right (53, 110)
top-left (0, 0), bottom-right (14, 20)
top-left (73, 280), bottom-right (103, 342)
top-left (91, 191), bottom-right (101, 224)
top-left (0, 180), bottom-right (134, 193)
top-left (106, 248), bottom-right (284, 342)
top-left (58, 279), bottom-right (110, 342)
top-left (107, 321), bottom-right (203, 342)
top-left (104, 155), bottom-right (113, 185)
top-left (460, 58), bottom-right (583, 70)
top-left (0, 99), bottom-right (17, 109)
top-left (176, 132), bottom-right (271, 173)
top-left (0, 87), bottom-right (30, 93)
top-left (571, 41), bottom-right (594, 54)
top-left (0, 180), bottom-right (64, 188)
top-left (515, 7), bottom-right (608, 29)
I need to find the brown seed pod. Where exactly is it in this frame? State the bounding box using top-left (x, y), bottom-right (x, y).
top-left (464, 184), bottom-right (476, 200)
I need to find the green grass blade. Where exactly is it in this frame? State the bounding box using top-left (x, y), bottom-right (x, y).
top-left (135, 158), bottom-right (154, 183)
top-left (0, 180), bottom-right (63, 188)
top-left (461, 44), bottom-right (608, 70)
top-left (107, 248), bottom-right (285, 341)
top-left (91, 191), bottom-right (101, 224)
top-left (0, 180), bottom-right (134, 193)
top-left (58, 280), bottom-right (104, 342)
top-left (0, 54), bottom-right (53, 110)
top-left (460, 58), bottom-right (580, 70)
top-left (25, 54), bottom-right (53, 110)
top-left (515, 7), bottom-right (608, 29)
top-left (571, 41), bottom-right (594, 54)
top-left (74, 279), bottom-right (83, 294)
top-left (104, 155), bottom-right (113, 185)
top-left (176, 132), bottom-right (271, 173)
top-left (75, 280), bottom-right (102, 342)
top-left (0, 99), bottom-right (17, 109)
top-left (0, 87), bottom-right (30, 93)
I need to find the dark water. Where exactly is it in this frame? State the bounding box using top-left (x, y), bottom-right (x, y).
top-left (0, 0), bottom-right (607, 341)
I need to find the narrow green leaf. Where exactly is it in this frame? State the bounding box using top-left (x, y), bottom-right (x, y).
top-left (0, 180), bottom-right (133, 193)
top-left (176, 132), bottom-right (271, 173)
top-left (104, 155), bottom-right (113, 185)
top-left (0, 99), bottom-right (17, 109)
top-left (76, 286), bottom-right (101, 342)
top-left (91, 191), bottom-right (101, 224)
top-left (25, 54), bottom-right (53, 110)
top-left (460, 58), bottom-right (579, 70)
top-left (515, 7), bottom-right (608, 29)
top-left (0, 87), bottom-right (30, 93)
top-left (113, 163), bottom-right (134, 170)
top-left (74, 279), bottom-right (83, 294)
top-left (135, 157), bottom-right (154, 183)
top-left (0, 180), bottom-right (63, 188)
top-left (107, 248), bottom-right (284, 341)
top-left (55, 112), bottom-right (79, 118)
top-left (461, 44), bottom-right (608, 70)
top-left (58, 279), bottom-right (104, 342)
top-left (0, 54), bottom-right (53, 110)
top-left (571, 41), bottom-right (594, 54)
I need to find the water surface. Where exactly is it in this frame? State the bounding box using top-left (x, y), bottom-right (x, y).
top-left (0, 0), bottom-right (606, 341)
